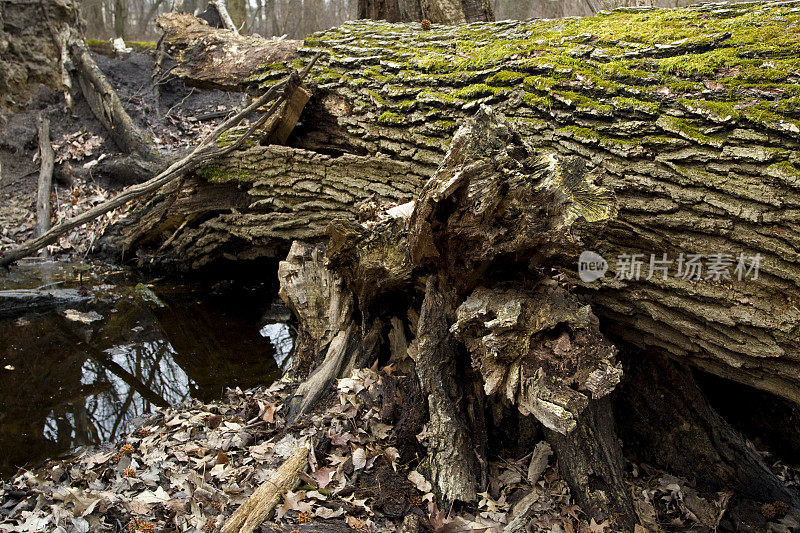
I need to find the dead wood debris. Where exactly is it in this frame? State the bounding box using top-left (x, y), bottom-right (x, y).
top-left (0, 54), bottom-right (320, 268)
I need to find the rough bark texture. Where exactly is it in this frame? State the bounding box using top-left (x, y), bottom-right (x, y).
top-left (35, 115), bottom-right (54, 240)
top-left (118, 2), bottom-right (800, 410)
top-left (415, 274), bottom-right (479, 505)
top-left (544, 397), bottom-right (638, 527)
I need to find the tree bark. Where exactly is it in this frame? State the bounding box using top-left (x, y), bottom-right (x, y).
top-left (116, 3), bottom-right (800, 413)
top-left (358, 0), bottom-right (493, 23)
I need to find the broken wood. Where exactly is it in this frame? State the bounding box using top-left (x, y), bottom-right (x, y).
top-left (35, 115), bottom-right (54, 242)
top-left (221, 439), bottom-right (311, 533)
top-left (0, 57), bottom-right (319, 268)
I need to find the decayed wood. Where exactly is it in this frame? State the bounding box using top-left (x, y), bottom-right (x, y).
top-left (126, 4), bottom-right (800, 409)
top-left (221, 439), bottom-right (311, 533)
top-left (544, 397), bottom-right (638, 529)
top-left (453, 283), bottom-right (623, 435)
top-left (278, 241), bottom-right (358, 421)
top-left (415, 274), bottom-right (478, 505)
top-left (278, 241), bottom-right (353, 379)
top-left (155, 13), bottom-right (300, 92)
top-left (35, 115), bottom-right (54, 241)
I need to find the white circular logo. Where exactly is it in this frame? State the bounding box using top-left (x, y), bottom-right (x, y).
top-left (578, 251), bottom-right (608, 282)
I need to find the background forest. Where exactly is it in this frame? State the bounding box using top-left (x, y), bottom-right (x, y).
top-left (82, 0), bottom-right (738, 43)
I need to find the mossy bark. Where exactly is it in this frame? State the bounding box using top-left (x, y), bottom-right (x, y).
top-left (118, 2), bottom-right (800, 413)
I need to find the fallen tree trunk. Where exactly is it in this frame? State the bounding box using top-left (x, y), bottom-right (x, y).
top-left (278, 107), bottom-right (796, 529)
top-left (116, 2), bottom-right (800, 411)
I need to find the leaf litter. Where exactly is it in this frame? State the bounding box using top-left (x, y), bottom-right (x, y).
top-left (1, 366), bottom-right (797, 532)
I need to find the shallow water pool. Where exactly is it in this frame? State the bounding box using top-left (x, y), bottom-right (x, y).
top-left (0, 260), bottom-right (293, 477)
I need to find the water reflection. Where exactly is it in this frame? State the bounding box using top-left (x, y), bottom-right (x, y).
top-left (0, 271), bottom-right (293, 477)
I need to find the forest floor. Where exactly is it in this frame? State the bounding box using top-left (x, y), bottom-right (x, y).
top-left (1, 50), bottom-right (800, 533)
top-left (3, 364), bottom-right (799, 533)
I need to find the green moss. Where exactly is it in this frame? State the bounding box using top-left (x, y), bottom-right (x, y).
top-left (417, 89), bottom-right (461, 105)
top-left (554, 91), bottom-right (613, 114)
top-left (126, 41), bottom-right (156, 51)
top-left (523, 92), bottom-right (553, 108)
top-left (656, 115), bottom-right (724, 147)
top-left (486, 70), bottom-right (526, 86)
top-left (612, 96), bottom-right (660, 114)
top-left (523, 75), bottom-right (559, 92)
top-left (378, 111), bottom-right (407, 125)
top-left (767, 161), bottom-right (800, 183)
top-left (450, 83), bottom-right (498, 100)
top-left (197, 167), bottom-right (249, 183)
top-left (681, 99), bottom-right (741, 122)
top-left (433, 120), bottom-right (458, 132)
top-left (296, 2), bottom-right (800, 139)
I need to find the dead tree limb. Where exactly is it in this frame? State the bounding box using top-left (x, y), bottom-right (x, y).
top-left (69, 39), bottom-right (161, 165)
top-left (35, 115), bottom-right (54, 241)
top-left (0, 55), bottom-right (321, 268)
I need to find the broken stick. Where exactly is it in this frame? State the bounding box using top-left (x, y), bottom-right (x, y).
top-left (221, 440), bottom-right (311, 533)
top-left (35, 114), bottom-right (54, 242)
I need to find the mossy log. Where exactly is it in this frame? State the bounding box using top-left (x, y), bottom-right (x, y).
top-left (117, 2), bottom-right (800, 412)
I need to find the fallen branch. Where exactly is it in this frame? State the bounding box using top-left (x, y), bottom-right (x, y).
top-left (0, 53), bottom-right (321, 268)
top-left (69, 39), bottom-right (160, 164)
top-left (221, 440), bottom-right (311, 533)
top-left (35, 114), bottom-right (54, 242)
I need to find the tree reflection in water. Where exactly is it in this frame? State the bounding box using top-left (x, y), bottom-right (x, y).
top-left (0, 280), bottom-right (293, 477)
